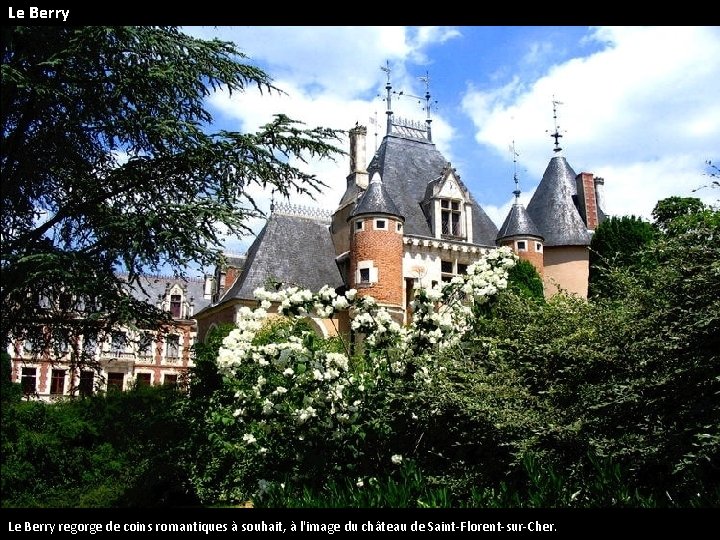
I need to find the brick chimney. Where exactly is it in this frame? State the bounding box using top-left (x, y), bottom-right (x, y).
top-left (575, 172), bottom-right (599, 231)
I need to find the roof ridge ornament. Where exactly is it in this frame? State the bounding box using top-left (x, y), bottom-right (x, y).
top-left (273, 202), bottom-right (332, 221)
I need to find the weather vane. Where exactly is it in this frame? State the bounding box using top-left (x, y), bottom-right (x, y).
top-left (510, 140), bottom-right (521, 200)
top-left (547, 96), bottom-right (565, 153)
top-left (392, 71), bottom-right (437, 120)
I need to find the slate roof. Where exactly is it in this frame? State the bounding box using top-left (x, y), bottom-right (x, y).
top-left (366, 134), bottom-right (498, 246)
top-left (350, 173), bottom-right (403, 219)
top-left (526, 156), bottom-right (592, 247)
top-left (125, 275), bottom-right (211, 316)
top-left (496, 202), bottom-right (543, 241)
top-left (220, 206), bottom-right (344, 302)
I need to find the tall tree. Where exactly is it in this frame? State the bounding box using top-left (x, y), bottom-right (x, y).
top-left (1, 26), bottom-right (343, 357)
top-left (588, 215), bottom-right (656, 298)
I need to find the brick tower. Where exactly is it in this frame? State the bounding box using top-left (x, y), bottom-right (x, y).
top-left (348, 172), bottom-right (405, 320)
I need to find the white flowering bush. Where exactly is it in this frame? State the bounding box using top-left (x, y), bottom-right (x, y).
top-left (200, 246), bottom-right (516, 502)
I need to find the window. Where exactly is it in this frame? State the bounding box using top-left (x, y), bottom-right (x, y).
top-left (21, 367), bottom-right (37, 395)
top-left (374, 219), bottom-right (386, 230)
top-left (107, 372), bottom-right (124, 392)
top-left (111, 331), bottom-right (127, 357)
top-left (136, 373), bottom-right (152, 387)
top-left (83, 335), bottom-right (97, 358)
top-left (516, 240), bottom-right (527, 251)
top-left (138, 332), bottom-right (154, 358)
top-left (396, 222), bottom-right (403, 233)
top-left (535, 242), bottom-right (543, 252)
top-left (59, 293), bottom-right (72, 310)
top-left (355, 220), bottom-right (364, 232)
top-left (163, 374), bottom-right (178, 387)
top-left (441, 260), bottom-right (454, 283)
top-left (441, 199), bottom-right (462, 237)
top-left (50, 369), bottom-right (66, 395)
top-left (359, 268), bottom-right (370, 283)
top-left (79, 371), bottom-right (94, 397)
top-left (170, 294), bottom-right (182, 318)
top-left (441, 259), bottom-right (468, 283)
top-left (165, 335), bottom-right (180, 359)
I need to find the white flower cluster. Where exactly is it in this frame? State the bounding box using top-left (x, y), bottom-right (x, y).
top-left (215, 247), bottom-right (516, 457)
top-left (405, 246), bottom-right (516, 354)
top-left (253, 285), bottom-right (357, 318)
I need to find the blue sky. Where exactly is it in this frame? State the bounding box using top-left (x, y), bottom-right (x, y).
top-left (184, 26), bottom-right (720, 256)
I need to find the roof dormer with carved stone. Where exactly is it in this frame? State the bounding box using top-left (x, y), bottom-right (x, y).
top-left (420, 164), bottom-right (476, 242)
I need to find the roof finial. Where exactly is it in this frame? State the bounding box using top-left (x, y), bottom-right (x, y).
top-left (510, 140), bottom-right (521, 201)
top-left (380, 60), bottom-right (393, 136)
top-left (547, 95), bottom-right (565, 153)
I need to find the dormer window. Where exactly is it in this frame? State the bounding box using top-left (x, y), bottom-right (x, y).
top-left (441, 199), bottom-right (462, 238)
top-left (170, 294), bottom-right (182, 318)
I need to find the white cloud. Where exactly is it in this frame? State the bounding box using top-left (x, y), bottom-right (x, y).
top-left (187, 26), bottom-right (464, 252)
top-left (462, 26), bottom-right (720, 219)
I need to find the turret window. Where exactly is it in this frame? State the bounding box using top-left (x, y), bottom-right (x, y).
top-left (535, 242), bottom-right (543, 252)
top-left (356, 260), bottom-right (378, 286)
top-left (374, 219), bottom-right (387, 230)
top-left (516, 240), bottom-right (527, 252)
top-left (355, 220), bottom-right (364, 232)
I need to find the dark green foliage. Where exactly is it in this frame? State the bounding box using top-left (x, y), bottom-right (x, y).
top-left (1, 385), bottom-right (193, 507)
top-left (1, 26), bottom-right (343, 352)
top-left (651, 196), bottom-right (707, 233)
top-left (1, 352), bottom-right (22, 404)
top-left (588, 215), bottom-right (656, 298)
top-left (507, 258), bottom-right (544, 300)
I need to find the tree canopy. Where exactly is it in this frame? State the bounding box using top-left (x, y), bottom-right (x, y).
top-left (1, 26), bottom-right (343, 353)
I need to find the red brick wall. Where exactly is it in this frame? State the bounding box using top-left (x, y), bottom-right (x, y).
top-left (350, 217), bottom-right (403, 307)
top-left (500, 238), bottom-right (544, 276)
top-left (196, 301), bottom-right (242, 342)
top-left (577, 172), bottom-right (599, 230)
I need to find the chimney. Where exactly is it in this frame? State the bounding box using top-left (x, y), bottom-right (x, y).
top-left (594, 177), bottom-right (606, 224)
top-left (203, 274), bottom-right (213, 300)
top-left (575, 172), bottom-right (599, 230)
top-left (347, 125), bottom-right (368, 190)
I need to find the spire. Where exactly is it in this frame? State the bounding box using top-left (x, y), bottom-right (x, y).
top-left (548, 96), bottom-right (564, 154)
top-left (350, 172), bottom-right (403, 220)
top-left (497, 141), bottom-right (543, 242)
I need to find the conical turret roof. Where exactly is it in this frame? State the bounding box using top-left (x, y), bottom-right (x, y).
top-left (497, 202), bottom-right (543, 241)
top-left (350, 172), bottom-right (403, 220)
top-left (526, 156), bottom-right (591, 246)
